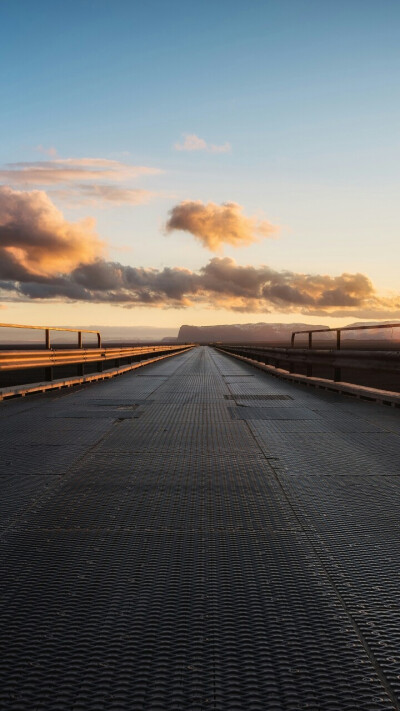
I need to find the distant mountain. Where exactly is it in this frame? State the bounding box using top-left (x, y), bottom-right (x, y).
top-left (1, 320), bottom-right (397, 347)
top-left (80, 325), bottom-right (179, 343)
top-left (177, 320), bottom-right (400, 344)
top-left (178, 322), bottom-right (328, 344)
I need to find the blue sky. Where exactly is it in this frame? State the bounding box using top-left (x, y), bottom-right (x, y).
top-left (0, 0), bottom-right (399, 331)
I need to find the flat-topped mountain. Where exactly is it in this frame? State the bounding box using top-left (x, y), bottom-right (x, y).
top-left (177, 320), bottom-right (400, 344)
top-left (178, 322), bottom-right (328, 344)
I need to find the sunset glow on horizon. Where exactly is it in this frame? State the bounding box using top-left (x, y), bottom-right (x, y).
top-left (1, 0), bottom-right (399, 334)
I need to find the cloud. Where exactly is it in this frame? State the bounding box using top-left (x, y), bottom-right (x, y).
top-left (0, 157), bottom-right (161, 186)
top-left (197, 258), bottom-right (389, 314)
top-left (0, 186), bottom-right (104, 277)
top-left (1, 245), bottom-right (399, 318)
top-left (165, 200), bottom-right (279, 250)
top-left (51, 184), bottom-right (153, 207)
top-left (174, 134), bottom-right (231, 153)
top-left (0, 188), bottom-right (397, 318)
top-left (0, 156), bottom-right (161, 210)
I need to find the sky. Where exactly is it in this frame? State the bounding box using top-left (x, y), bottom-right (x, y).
top-left (0, 0), bottom-right (399, 334)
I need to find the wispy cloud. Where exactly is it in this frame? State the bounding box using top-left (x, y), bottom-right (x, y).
top-left (51, 184), bottom-right (153, 207)
top-left (0, 157), bottom-right (161, 186)
top-left (174, 134), bottom-right (231, 153)
top-left (0, 156), bottom-right (161, 209)
top-left (165, 201), bottom-right (278, 251)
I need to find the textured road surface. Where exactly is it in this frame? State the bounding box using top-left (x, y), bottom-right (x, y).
top-left (1, 346), bottom-right (400, 710)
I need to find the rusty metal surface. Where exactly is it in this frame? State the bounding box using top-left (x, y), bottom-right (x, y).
top-left (0, 347), bottom-right (400, 709)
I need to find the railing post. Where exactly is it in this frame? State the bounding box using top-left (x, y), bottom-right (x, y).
top-left (45, 329), bottom-right (50, 349)
top-left (307, 332), bottom-right (313, 375)
top-left (78, 332), bottom-right (83, 348)
top-left (334, 330), bottom-right (341, 379)
top-left (97, 332), bottom-right (102, 348)
top-left (290, 332), bottom-right (296, 373)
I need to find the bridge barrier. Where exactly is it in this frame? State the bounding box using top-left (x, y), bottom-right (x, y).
top-left (291, 321), bottom-right (400, 349)
top-left (0, 344), bottom-right (193, 373)
top-left (0, 323), bottom-right (194, 399)
top-left (215, 344), bottom-right (400, 405)
top-left (215, 345), bottom-right (400, 380)
top-left (0, 322), bottom-right (102, 349)
top-left (0, 348), bottom-right (195, 401)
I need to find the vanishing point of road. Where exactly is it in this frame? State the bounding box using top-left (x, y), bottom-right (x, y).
top-left (1, 346), bottom-right (400, 710)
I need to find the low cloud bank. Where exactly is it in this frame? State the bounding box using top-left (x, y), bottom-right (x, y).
top-left (165, 201), bottom-right (278, 251)
top-left (0, 188), bottom-right (398, 318)
top-left (1, 253), bottom-right (398, 318)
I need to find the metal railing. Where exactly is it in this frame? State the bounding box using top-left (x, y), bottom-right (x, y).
top-left (0, 343), bottom-right (190, 371)
top-left (0, 322), bottom-right (101, 348)
top-left (0, 322), bottom-right (194, 393)
top-left (215, 342), bottom-right (400, 392)
top-left (291, 322), bottom-right (400, 349)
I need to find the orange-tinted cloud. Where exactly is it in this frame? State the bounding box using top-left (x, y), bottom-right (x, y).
top-left (0, 157), bottom-right (161, 186)
top-left (165, 201), bottom-right (279, 251)
top-left (174, 134), bottom-right (231, 153)
top-left (1, 246), bottom-right (399, 319)
top-left (197, 258), bottom-right (394, 315)
top-left (0, 186), bottom-right (397, 317)
top-left (0, 186), bottom-right (104, 277)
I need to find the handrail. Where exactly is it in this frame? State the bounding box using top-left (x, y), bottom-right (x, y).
top-left (0, 343), bottom-right (195, 398)
top-left (0, 322), bottom-right (101, 348)
top-left (291, 322), bottom-right (400, 349)
top-left (0, 344), bottom-right (192, 371)
top-left (217, 343), bottom-right (400, 388)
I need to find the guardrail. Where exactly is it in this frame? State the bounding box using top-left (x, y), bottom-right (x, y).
top-left (215, 343), bottom-right (400, 392)
top-left (0, 322), bottom-right (102, 349)
top-left (291, 322), bottom-right (400, 349)
top-left (0, 344), bottom-right (191, 373)
top-left (0, 322), bottom-right (194, 395)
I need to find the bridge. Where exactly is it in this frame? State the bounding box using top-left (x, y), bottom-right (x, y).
top-left (1, 336), bottom-right (400, 709)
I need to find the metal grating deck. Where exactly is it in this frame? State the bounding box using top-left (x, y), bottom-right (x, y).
top-left (0, 346), bottom-right (400, 709)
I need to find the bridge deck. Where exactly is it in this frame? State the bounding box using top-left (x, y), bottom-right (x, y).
top-left (1, 346), bottom-right (400, 710)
